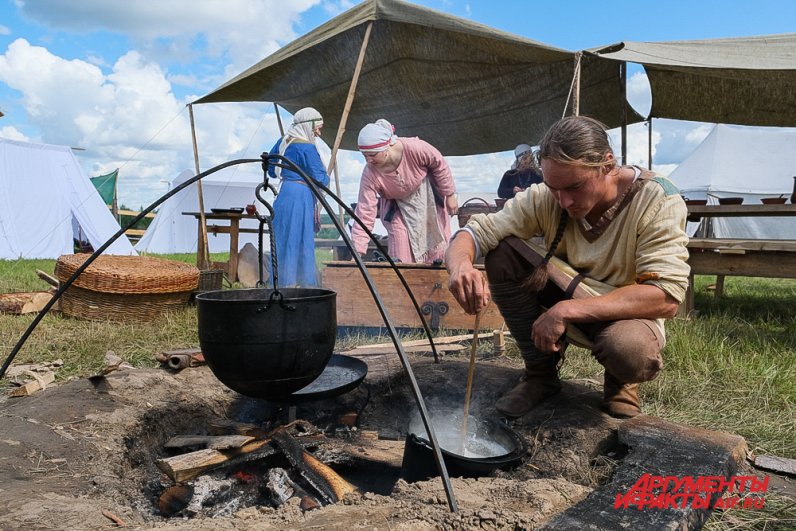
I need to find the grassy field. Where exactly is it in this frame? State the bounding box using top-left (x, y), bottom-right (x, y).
top-left (0, 255), bottom-right (794, 529)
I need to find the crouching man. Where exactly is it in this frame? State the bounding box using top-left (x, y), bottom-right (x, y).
top-left (446, 116), bottom-right (690, 419)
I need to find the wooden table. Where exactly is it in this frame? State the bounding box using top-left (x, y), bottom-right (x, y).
top-left (681, 204), bottom-right (796, 316)
top-left (686, 204), bottom-right (796, 218)
top-left (183, 211), bottom-right (266, 282)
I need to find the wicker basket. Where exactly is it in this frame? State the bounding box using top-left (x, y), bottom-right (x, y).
top-left (196, 269), bottom-right (225, 293)
top-left (55, 254), bottom-right (199, 321)
top-left (457, 197), bottom-right (499, 228)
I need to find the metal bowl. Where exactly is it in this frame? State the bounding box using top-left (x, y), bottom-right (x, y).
top-left (401, 409), bottom-right (527, 482)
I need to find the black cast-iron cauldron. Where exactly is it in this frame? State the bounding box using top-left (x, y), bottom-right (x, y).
top-left (401, 409), bottom-right (527, 482)
top-left (196, 288), bottom-right (336, 399)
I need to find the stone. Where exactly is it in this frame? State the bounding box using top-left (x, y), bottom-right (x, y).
top-left (542, 416), bottom-right (748, 530)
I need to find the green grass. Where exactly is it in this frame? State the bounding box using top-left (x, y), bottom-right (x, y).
top-left (1, 259), bottom-right (794, 529)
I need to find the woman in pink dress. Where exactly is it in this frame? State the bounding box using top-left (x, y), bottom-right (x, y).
top-left (352, 119), bottom-right (458, 263)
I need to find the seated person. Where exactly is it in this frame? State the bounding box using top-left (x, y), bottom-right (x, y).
top-left (497, 143), bottom-right (543, 199)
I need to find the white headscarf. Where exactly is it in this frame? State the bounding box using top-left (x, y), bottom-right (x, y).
top-left (276, 107), bottom-right (323, 179)
top-left (511, 143), bottom-right (533, 170)
top-left (358, 119), bottom-right (397, 152)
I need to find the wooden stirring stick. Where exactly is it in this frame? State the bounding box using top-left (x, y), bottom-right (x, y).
top-left (460, 306), bottom-right (484, 453)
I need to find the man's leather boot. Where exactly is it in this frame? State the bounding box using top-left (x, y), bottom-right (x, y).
top-left (603, 372), bottom-right (641, 419)
top-left (495, 362), bottom-right (561, 418)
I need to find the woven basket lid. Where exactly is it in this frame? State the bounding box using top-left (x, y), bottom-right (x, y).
top-left (55, 254), bottom-right (200, 294)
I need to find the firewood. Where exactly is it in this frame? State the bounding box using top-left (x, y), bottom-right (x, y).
top-left (156, 431), bottom-right (325, 482)
top-left (164, 435), bottom-right (254, 450)
top-left (156, 440), bottom-right (274, 482)
top-left (100, 509), bottom-right (126, 527)
top-left (8, 371), bottom-right (55, 397)
top-left (36, 269), bottom-right (59, 288)
top-left (270, 428), bottom-right (357, 503)
top-left (157, 484), bottom-right (193, 517)
top-left (0, 291), bottom-right (52, 315)
top-left (207, 418), bottom-right (271, 439)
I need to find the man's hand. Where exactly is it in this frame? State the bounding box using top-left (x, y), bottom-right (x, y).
top-left (531, 303), bottom-right (568, 353)
top-left (512, 186), bottom-right (525, 195)
top-left (445, 194), bottom-right (458, 215)
top-left (445, 232), bottom-right (489, 315)
top-left (448, 261), bottom-right (489, 315)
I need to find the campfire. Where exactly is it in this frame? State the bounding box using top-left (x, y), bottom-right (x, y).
top-left (152, 410), bottom-right (405, 518)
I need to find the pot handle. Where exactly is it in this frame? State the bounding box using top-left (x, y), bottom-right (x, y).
top-left (461, 197), bottom-right (490, 207)
top-left (257, 290), bottom-right (295, 313)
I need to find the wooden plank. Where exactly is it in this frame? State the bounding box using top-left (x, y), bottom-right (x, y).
top-left (352, 331), bottom-right (509, 349)
top-left (321, 263), bottom-right (503, 330)
top-left (164, 434), bottom-right (255, 450)
top-left (688, 239), bottom-right (796, 252)
top-left (340, 344), bottom-right (465, 356)
top-left (688, 251), bottom-right (796, 278)
top-left (686, 204), bottom-right (796, 217)
top-left (754, 455), bottom-right (796, 476)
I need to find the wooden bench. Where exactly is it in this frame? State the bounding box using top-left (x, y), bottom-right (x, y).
top-left (680, 238), bottom-right (796, 316)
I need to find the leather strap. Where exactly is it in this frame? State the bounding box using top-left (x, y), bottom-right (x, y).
top-left (564, 273), bottom-right (584, 299)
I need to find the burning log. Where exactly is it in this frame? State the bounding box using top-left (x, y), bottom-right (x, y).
top-left (157, 484), bottom-right (193, 517)
top-left (270, 427), bottom-right (357, 504)
top-left (156, 439), bottom-right (276, 482)
top-left (265, 468), bottom-right (294, 505)
top-left (164, 435), bottom-right (255, 450)
top-left (157, 423), bottom-right (324, 482)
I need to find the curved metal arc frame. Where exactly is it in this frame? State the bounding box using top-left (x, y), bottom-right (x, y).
top-left (266, 153), bottom-right (458, 513)
top-left (0, 158), bottom-right (260, 380)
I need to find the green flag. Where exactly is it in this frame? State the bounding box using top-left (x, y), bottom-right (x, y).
top-left (90, 169), bottom-right (118, 206)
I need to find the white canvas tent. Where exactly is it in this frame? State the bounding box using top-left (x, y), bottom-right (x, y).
top-left (0, 138), bottom-right (135, 259)
top-left (136, 168), bottom-right (266, 254)
top-left (667, 124), bottom-right (796, 239)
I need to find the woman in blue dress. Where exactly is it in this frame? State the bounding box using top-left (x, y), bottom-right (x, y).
top-left (267, 107), bottom-right (329, 287)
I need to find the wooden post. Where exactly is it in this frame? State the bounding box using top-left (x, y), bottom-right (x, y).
top-left (273, 102), bottom-right (285, 137)
top-left (572, 52), bottom-right (581, 116)
top-left (188, 104), bottom-right (210, 270)
top-left (648, 118), bottom-right (653, 170)
top-left (326, 21), bottom-right (374, 224)
top-left (620, 62), bottom-right (627, 165)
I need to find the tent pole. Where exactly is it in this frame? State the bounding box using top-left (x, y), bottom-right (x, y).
top-left (188, 103), bottom-right (210, 270)
top-left (648, 118), bottom-right (653, 170)
top-left (273, 102), bottom-right (285, 137)
top-left (112, 170), bottom-right (119, 220)
top-left (573, 52), bottom-right (582, 116)
top-left (326, 21), bottom-right (374, 224)
top-left (620, 62), bottom-right (627, 165)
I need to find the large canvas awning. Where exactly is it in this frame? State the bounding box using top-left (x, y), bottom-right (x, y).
top-left (194, 0), bottom-right (640, 155)
top-left (591, 33), bottom-right (796, 126)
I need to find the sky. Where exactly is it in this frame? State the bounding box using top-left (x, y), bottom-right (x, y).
top-left (1, 0), bottom-right (795, 210)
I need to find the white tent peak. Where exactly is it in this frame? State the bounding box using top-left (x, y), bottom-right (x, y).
top-left (136, 167), bottom-right (266, 254)
top-left (669, 124), bottom-right (796, 196)
top-left (668, 124), bottom-right (796, 240)
top-left (0, 137), bottom-right (136, 259)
